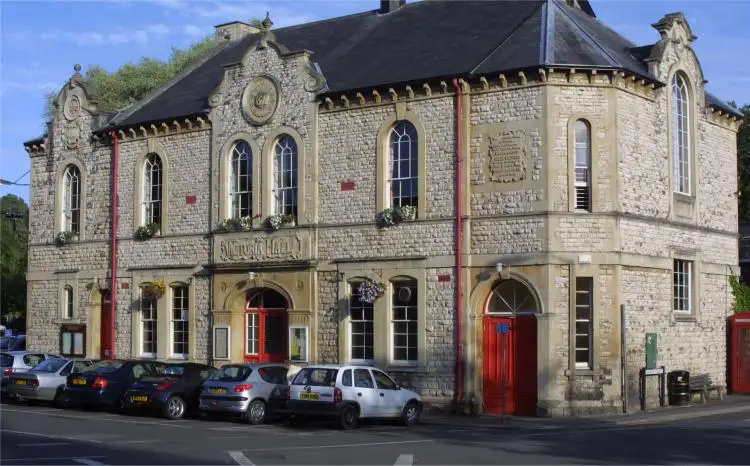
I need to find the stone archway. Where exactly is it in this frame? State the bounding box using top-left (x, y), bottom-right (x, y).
top-left (481, 278), bottom-right (539, 416)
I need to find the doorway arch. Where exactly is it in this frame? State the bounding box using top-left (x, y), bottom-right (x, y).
top-left (244, 288), bottom-right (289, 363)
top-left (482, 278), bottom-right (539, 416)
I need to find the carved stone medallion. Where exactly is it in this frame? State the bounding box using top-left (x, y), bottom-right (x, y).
top-left (241, 76), bottom-right (279, 125)
top-left (487, 130), bottom-right (527, 183)
top-left (63, 95), bottom-right (81, 121)
top-left (65, 121), bottom-right (83, 150)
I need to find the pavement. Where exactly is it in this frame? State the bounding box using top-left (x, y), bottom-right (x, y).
top-left (1, 396), bottom-right (749, 465)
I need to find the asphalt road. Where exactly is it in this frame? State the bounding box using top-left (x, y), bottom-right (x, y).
top-left (1, 401), bottom-right (749, 465)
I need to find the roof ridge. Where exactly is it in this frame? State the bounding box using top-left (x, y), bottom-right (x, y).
top-left (552, 0), bottom-right (620, 68)
top-left (108, 39), bottom-right (234, 128)
top-left (470, 0), bottom-right (546, 76)
top-left (539, 0), bottom-right (556, 65)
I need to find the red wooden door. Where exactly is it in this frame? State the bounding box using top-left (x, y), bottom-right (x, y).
top-left (244, 309), bottom-right (288, 363)
top-left (100, 291), bottom-right (113, 359)
top-left (732, 313), bottom-right (750, 394)
top-left (483, 316), bottom-right (537, 416)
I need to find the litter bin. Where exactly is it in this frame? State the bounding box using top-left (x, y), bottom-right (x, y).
top-left (668, 370), bottom-right (690, 405)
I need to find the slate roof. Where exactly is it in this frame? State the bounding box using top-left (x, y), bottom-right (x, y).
top-left (109, 0), bottom-right (742, 128)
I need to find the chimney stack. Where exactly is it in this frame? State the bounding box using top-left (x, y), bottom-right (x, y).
top-left (214, 21), bottom-right (260, 42)
top-left (380, 0), bottom-right (406, 14)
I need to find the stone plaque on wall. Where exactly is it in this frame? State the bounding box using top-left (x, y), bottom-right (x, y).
top-left (216, 232), bottom-right (309, 263)
top-left (487, 130), bottom-right (527, 183)
top-left (241, 76), bottom-right (280, 126)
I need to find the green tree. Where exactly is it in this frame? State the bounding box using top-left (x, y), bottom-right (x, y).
top-left (734, 103), bottom-right (750, 221)
top-left (1, 194), bottom-right (29, 332)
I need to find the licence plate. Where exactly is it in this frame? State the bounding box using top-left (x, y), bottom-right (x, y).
top-left (72, 378), bottom-right (87, 385)
top-left (130, 395), bottom-right (149, 403)
top-left (299, 392), bottom-right (320, 400)
top-left (210, 387), bottom-right (227, 394)
top-left (15, 380), bottom-right (27, 385)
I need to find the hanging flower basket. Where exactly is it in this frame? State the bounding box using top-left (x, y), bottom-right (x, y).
top-left (357, 279), bottom-right (386, 304)
top-left (141, 279), bottom-right (166, 299)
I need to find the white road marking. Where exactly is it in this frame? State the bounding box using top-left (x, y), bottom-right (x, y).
top-left (228, 451), bottom-right (255, 465)
top-left (1, 407), bottom-right (189, 428)
top-left (16, 442), bottom-right (69, 447)
top-left (236, 439), bottom-right (433, 453)
top-left (116, 439), bottom-right (159, 444)
top-left (74, 459), bottom-right (107, 465)
top-left (2, 456), bottom-right (108, 463)
top-left (209, 425), bottom-right (271, 431)
top-left (394, 454), bottom-right (414, 466)
top-left (2, 429), bottom-right (104, 444)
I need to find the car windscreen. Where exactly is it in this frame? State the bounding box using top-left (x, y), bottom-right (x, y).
top-left (291, 368), bottom-right (338, 387)
top-left (0, 353), bottom-right (13, 367)
top-left (209, 365), bottom-right (251, 382)
top-left (82, 360), bottom-right (125, 374)
top-left (163, 365), bottom-right (187, 377)
top-left (31, 359), bottom-right (68, 373)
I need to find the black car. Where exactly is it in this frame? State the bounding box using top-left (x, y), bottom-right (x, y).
top-left (62, 359), bottom-right (167, 411)
top-left (122, 362), bottom-right (216, 420)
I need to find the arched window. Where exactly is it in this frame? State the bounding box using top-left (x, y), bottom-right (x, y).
top-left (62, 165), bottom-right (81, 234)
top-left (142, 153), bottom-right (162, 227)
top-left (63, 286), bottom-right (74, 319)
top-left (388, 121), bottom-right (419, 211)
top-left (230, 141), bottom-right (252, 218)
top-left (573, 120), bottom-right (591, 211)
top-left (391, 279), bottom-right (418, 363)
top-left (486, 279), bottom-right (538, 314)
top-left (272, 135), bottom-right (298, 217)
top-left (672, 73), bottom-right (691, 194)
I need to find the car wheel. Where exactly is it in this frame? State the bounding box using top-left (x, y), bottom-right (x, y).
top-left (246, 399), bottom-right (266, 425)
top-left (163, 396), bottom-right (186, 420)
top-left (401, 402), bottom-right (421, 427)
top-left (339, 404), bottom-right (359, 430)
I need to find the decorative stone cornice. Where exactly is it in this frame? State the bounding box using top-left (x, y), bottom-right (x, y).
top-left (93, 115), bottom-right (211, 143)
top-left (23, 138), bottom-right (47, 156)
top-left (705, 107), bottom-right (745, 131)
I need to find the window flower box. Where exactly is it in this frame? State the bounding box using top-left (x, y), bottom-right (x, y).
top-left (266, 214), bottom-right (296, 231)
top-left (218, 216), bottom-right (253, 232)
top-left (377, 205), bottom-right (417, 227)
top-left (357, 278), bottom-right (386, 304)
top-left (134, 222), bottom-right (160, 240)
top-left (55, 231), bottom-right (78, 247)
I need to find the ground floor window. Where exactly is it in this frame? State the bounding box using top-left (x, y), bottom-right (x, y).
top-left (171, 286), bottom-right (189, 358)
top-left (575, 277), bottom-right (594, 369)
top-left (246, 313), bottom-right (259, 355)
top-left (350, 282), bottom-right (374, 362)
top-left (141, 295), bottom-right (157, 356)
top-left (673, 259), bottom-right (692, 313)
top-left (391, 280), bottom-right (418, 363)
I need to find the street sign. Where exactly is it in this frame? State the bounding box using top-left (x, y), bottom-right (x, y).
top-left (496, 323), bottom-right (510, 334)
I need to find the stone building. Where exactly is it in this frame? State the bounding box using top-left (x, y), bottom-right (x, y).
top-left (24, 0), bottom-right (743, 416)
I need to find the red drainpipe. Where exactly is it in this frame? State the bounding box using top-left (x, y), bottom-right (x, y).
top-left (110, 130), bottom-right (120, 360)
top-left (452, 78), bottom-right (464, 403)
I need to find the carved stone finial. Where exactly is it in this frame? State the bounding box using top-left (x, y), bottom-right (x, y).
top-left (73, 64), bottom-right (82, 75)
top-left (262, 11), bottom-right (273, 30)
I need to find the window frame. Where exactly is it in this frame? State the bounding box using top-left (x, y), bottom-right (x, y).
top-left (573, 119), bottom-right (592, 212)
top-left (61, 164), bottom-right (82, 235)
top-left (60, 324), bottom-right (86, 358)
top-left (386, 121), bottom-right (420, 212)
top-left (348, 280), bottom-right (375, 364)
top-left (63, 285), bottom-right (74, 319)
top-left (271, 135), bottom-right (298, 218)
top-left (673, 259), bottom-right (693, 314)
top-left (170, 285), bottom-right (190, 359)
top-left (390, 279), bottom-right (419, 365)
top-left (213, 325), bottom-right (231, 361)
top-left (671, 72), bottom-right (692, 196)
top-left (141, 153), bottom-right (163, 229)
top-left (140, 294), bottom-right (158, 358)
top-left (288, 325), bottom-right (309, 363)
top-left (229, 140), bottom-right (253, 220)
top-left (245, 312), bottom-right (259, 356)
top-left (574, 277), bottom-right (594, 370)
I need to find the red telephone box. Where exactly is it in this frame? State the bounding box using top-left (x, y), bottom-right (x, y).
top-left (730, 312), bottom-right (750, 394)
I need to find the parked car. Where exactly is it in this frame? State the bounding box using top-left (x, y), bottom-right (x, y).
top-left (5, 358), bottom-right (95, 405)
top-left (0, 335), bottom-right (26, 351)
top-left (62, 359), bottom-right (167, 411)
top-left (123, 362), bottom-right (216, 420)
top-left (287, 364), bottom-right (423, 430)
top-left (1, 351), bottom-right (62, 400)
top-left (199, 363), bottom-right (289, 425)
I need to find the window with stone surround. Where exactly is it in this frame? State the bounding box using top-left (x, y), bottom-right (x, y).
top-left (171, 286), bottom-right (189, 358)
top-left (63, 286), bottom-right (74, 319)
top-left (672, 73), bottom-right (691, 195)
top-left (141, 294), bottom-right (157, 357)
top-left (391, 278), bottom-right (418, 364)
top-left (387, 121), bottom-right (419, 212)
top-left (573, 120), bottom-right (591, 211)
top-left (575, 277), bottom-right (594, 369)
top-left (349, 281), bottom-right (374, 362)
top-left (230, 140), bottom-right (253, 219)
top-left (142, 153), bottom-right (163, 227)
top-left (272, 135), bottom-right (298, 217)
top-left (61, 164), bottom-right (81, 234)
top-left (673, 259), bottom-right (692, 313)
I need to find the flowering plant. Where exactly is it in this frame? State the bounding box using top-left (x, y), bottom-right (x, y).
top-left (218, 216), bottom-right (252, 232)
top-left (377, 205), bottom-right (417, 227)
top-left (266, 214), bottom-right (295, 231)
top-left (357, 278), bottom-right (386, 304)
top-left (134, 222), bottom-right (160, 240)
top-left (55, 231), bottom-right (78, 246)
top-left (141, 279), bottom-right (166, 299)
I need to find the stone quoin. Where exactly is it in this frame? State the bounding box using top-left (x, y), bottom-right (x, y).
top-left (23, 0), bottom-right (744, 416)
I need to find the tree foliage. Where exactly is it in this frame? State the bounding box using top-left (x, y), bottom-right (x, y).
top-left (734, 103), bottom-right (750, 221)
top-left (1, 194), bottom-right (29, 332)
top-left (729, 275), bottom-right (750, 313)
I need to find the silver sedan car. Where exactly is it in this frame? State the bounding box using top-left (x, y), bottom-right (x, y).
top-left (6, 358), bottom-right (94, 405)
top-left (199, 363), bottom-right (289, 425)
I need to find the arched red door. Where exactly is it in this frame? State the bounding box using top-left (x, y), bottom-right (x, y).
top-left (244, 288), bottom-right (289, 363)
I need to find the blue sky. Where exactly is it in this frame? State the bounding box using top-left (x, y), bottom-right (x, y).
top-left (1, 0), bottom-right (748, 203)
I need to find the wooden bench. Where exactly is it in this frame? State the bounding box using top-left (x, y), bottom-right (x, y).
top-left (688, 373), bottom-right (724, 404)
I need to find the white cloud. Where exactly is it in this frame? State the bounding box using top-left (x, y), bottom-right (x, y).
top-left (148, 0), bottom-right (316, 27)
top-left (5, 23), bottom-right (181, 47)
top-left (182, 24), bottom-right (204, 37)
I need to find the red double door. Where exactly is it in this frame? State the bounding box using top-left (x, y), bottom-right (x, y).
top-left (483, 316), bottom-right (537, 416)
top-left (244, 308), bottom-right (288, 363)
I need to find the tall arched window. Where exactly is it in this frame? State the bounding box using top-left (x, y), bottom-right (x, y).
top-left (142, 153), bottom-right (163, 227)
top-left (272, 135), bottom-right (298, 217)
top-left (230, 141), bottom-right (252, 218)
top-left (62, 165), bottom-right (81, 234)
top-left (388, 121), bottom-right (419, 211)
top-left (672, 73), bottom-right (691, 194)
top-left (573, 119), bottom-right (591, 211)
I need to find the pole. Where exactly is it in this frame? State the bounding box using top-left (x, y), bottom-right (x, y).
top-left (501, 331), bottom-right (507, 424)
top-left (620, 304), bottom-right (628, 413)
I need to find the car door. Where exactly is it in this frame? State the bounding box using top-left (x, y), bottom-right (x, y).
top-left (352, 368), bottom-right (380, 417)
top-left (370, 369), bottom-right (402, 417)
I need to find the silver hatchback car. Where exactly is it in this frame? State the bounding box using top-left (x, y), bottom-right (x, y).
top-left (199, 363), bottom-right (289, 425)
